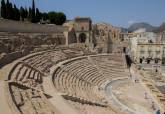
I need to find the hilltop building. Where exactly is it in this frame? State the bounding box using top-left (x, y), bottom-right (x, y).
top-left (92, 22), bottom-right (121, 53)
top-left (64, 18), bottom-right (122, 53)
top-left (63, 17), bottom-right (92, 46)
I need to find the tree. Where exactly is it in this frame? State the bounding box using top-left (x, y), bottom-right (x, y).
top-left (24, 7), bottom-right (28, 19)
top-left (6, 0), bottom-right (10, 19)
top-left (1, 0), bottom-right (6, 18)
top-left (4, 0), bottom-right (14, 20)
top-left (31, 0), bottom-right (36, 23)
top-left (48, 11), bottom-right (57, 24)
top-left (1, 0), bottom-right (67, 24)
top-left (48, 11), bottom-right (66, 25)
top-left (20, 6), bottom-right (25, 21)
top-left (56, 12), bottom-right (66, 25)
top-left (1, 0), bottom-right (20, 21)
top-left (42, 12), bottom-right (48, 21)
top-left (28, 7), bottom-right (32, 21)
top-left (20, 6), bottom-right (28, 21)
top-left (35, 8), bottom-right (42, 22)
top-left (13, 4), bottom-right (20, 21)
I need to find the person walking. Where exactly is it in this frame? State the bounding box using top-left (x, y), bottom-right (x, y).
top-left (156, 110), bottom-right (160, 114)
top-left (144, 92), bottom-right (148, 99)
top-left (151, 102), bottom-right (156, 110)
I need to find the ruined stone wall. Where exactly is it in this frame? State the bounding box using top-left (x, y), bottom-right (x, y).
top-left (0, 32), bottom-right (65, 53)
top-left (0, 51), bottom-right (22, 68)
top-left (92, 23), bottom-right (124, 53)
top-left (0, 20), bottom-right (68, 67)
top-left (0, 19), bottom-right (67, 33)
top-left (0, 32), bottom-right (67, 67)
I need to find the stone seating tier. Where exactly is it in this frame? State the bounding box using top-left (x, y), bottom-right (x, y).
top-left (5, 49), bottom-right (127, 114)
top-left (53, 55), bottom-right (128, 109)
top-left (9, 83), bottom-right (55, 114)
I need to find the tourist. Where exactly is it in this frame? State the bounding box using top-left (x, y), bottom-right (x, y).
top-left (155, 68), bottom-right (158, 72)
top-left (151, 102), bottom-right (156, 110)
top-left (144, 92), bottom-right (148, 99)
top-left (156, 110), bottom-right (160, 114)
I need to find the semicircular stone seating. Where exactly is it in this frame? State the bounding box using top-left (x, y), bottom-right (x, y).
top-left (6, 48), bottom-right (128, 114)
top-left (53, 53), bottom-right (129, 114)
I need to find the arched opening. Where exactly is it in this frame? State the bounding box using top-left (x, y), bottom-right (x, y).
top-left (79, 33), bottom-right (86, 43)
top-left (139, 58), bottom-right (143, 64)
top-left (146, 58), bottom-right (151, 64)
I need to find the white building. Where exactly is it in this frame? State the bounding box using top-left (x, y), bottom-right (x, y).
top-left (130, 32), bottom-right (165, 65)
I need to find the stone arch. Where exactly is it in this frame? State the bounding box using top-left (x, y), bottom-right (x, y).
top-left (79, 33), bottom-right (86, 43)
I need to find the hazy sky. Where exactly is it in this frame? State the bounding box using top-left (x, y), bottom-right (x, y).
top-left (10, 0), bottom-right (165, 27)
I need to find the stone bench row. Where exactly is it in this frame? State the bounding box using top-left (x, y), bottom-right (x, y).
top-left (9, 83), bottom-right (55, 114)
top-left (9, 63), bottom-right (43, 85)
top-left (53, 58), bottom-right (125, 105)
top-left (52, 55), bottom-right (128, 106)
top-left (91, 56), bottom-right (123, 62)
top-left (90, 55), bottom-right (128, 78)
top-left (54, 67), bottom-right (104, 103)
top-left (23, 51), bottom-right (68, 74)
top-left (62, 59), bottom-right (110, 86)
top-left (91, 56), bottom-right (124, 65)
top-left (50, 54), bottom-right (127, 114)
